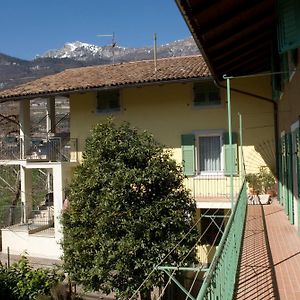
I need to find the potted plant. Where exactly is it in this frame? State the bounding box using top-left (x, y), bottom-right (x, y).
top-left (245, 167), bottom-right (276, 204)
top-left (258, 167), bottom-right (276, 196)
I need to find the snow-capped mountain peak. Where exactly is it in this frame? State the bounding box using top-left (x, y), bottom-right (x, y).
top-left (40, 37), bottom-right (200, 63)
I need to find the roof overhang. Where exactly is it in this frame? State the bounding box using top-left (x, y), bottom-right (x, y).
top-left (176, 0), bottom-right (277, 80)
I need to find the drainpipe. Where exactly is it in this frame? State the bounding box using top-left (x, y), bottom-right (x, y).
top-left (215, 80), bottom-right (279, 178)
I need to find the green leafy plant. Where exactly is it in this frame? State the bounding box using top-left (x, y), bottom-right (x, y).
top-left (62, 120), bottom-right (198, 300)
top-left (0, 257), bottom-right (64, 300)
top-left (246, 167), bottom-right (276, 194)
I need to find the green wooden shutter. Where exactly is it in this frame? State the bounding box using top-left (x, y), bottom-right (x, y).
top-left (296, 129), bottom-right (300, 234)
top-left (278, 0), bottom-right (300, 53)
top-left (281, 135), bottom-right (289, 214)
top-left (297, 129), bottom-right (300, 198)
top-left (278, 139), bottom-right (283, 205)
top-left (286, 133), bottom-right (294, 224)
top-left (181, 134), bottom-right (195, 176)
top-left (223, 132), bottom-right (238, 176)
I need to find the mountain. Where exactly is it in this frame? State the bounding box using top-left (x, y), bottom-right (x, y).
top-left (0, 54), bottom-right (87, 90)
top-left (41, 37), bottom-right (199, 62)
top-left (0, 37), bottom-right (199, 90)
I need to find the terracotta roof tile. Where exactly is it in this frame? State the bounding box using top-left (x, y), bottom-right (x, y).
top-left (0, 55), bottom-right (210, 101)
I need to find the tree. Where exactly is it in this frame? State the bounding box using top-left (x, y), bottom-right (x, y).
top-left (62, 120), bottom-right (198, 299)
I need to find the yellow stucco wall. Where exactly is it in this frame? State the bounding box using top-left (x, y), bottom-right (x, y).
top-left (70, 77), bottom-right (274, 176)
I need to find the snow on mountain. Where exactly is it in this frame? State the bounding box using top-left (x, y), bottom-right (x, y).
top-left (40, 37), bottom-right (200, 62)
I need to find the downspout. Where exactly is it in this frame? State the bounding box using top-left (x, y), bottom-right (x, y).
top-left (215, 80), bottom-right (279, 178)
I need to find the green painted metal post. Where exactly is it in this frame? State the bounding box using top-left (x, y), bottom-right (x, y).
top-left (226, 77), bottom-right (234, 210)
top-left (239, 113), bottom-right (245, 179)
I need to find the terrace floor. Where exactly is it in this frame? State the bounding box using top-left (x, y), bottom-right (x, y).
top-left (235, 199), bottom-right (300, 300)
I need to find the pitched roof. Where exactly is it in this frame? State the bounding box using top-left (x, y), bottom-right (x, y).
top-left (0, 55), bottom-right (210, 101)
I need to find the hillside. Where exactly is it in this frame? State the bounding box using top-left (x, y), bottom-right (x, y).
top-left (0, 37), bottom-right (199, 90)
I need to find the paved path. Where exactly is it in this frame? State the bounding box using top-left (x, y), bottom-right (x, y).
top-left (235, 204), bottom-right (278, 300)
top-left (0, 251), bottom-right (61, 268)
top-left (235, 200), bottom-right (300, 300)
top-left (263, 201), bottom-right (300, 300)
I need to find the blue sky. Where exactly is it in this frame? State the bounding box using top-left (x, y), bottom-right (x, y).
top-left (0, 0), bottom-right (190, 60)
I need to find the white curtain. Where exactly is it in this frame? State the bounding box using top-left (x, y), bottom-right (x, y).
top-left (199, 136), bottom-right (221, 172)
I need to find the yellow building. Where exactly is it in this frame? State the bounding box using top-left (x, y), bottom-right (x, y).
top-left (176, 0), bottom-right (300, 235)
top-left (0, 55), bottom-right (274, 259)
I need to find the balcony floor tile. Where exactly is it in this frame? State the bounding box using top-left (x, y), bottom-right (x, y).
top-left (235, 200), bottom-right (300, 300)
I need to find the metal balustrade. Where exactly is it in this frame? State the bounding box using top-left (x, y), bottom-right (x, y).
top-left (0, 135), bottom-right (78, 162)
top-left (184, 175), bottom-right (244, 204)
top-left (0, 136), bottom-right (20, 161)
top-left (153, 181), bottom-right (247, 300)
top-left (196, 181), bottom-right (247, 300)
top-left (0, 204), bottom-right (54, 234)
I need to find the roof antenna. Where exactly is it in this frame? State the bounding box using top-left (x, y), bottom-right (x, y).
top-left (96, 32), bottom-right (116, 64)
top-left (154, 32), bottom-right (157, 73)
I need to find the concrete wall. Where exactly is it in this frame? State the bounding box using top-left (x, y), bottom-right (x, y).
top-left (1, 229), bottom-right (62, 260)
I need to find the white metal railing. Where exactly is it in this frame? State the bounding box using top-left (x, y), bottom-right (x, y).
top-left (0, 135), bottom-right (78, 162)
top-left (184, 175), bottom-right (243, 202)
top-left (0, 204), bottom-right (54, 233)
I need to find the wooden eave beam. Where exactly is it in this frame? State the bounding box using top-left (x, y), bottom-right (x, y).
top-left (192, 0), bottom-right (270, 33)
top-left (176, 0), bottom-right (275, 79)
top-left (232, 61), bottom-right (270, 77)
top-left (211, 30), bottom-right (272, 64)
top-left (206, 15), bottom-right (275, 54)
top-left (216, 52), bottom-right (270, 77)
top-left (201, 0), bottom-right (274, 45)
top-left (215, 41), bottom-right (271, 71)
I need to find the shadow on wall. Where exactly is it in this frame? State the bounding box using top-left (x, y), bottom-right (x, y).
top-left (254, 139), bottom-right (276, 174)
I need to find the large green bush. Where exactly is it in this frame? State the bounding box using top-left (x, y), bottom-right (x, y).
top-left (62, 120), bottom-right (198, 299)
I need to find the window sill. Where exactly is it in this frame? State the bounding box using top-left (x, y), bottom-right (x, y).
top-left (95, 109), bottom-right (122, 115)
top-left (194, 172), bottom-right (225, 179)
top-left (192, 103), bottom-right (223, 110)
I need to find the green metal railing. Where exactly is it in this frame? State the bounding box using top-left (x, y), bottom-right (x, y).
top-left (196, 181), bottom-right (247, 300)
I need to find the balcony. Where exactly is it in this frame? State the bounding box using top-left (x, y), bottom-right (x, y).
top-left (184, 175), bottom-right (243, 208)
top-left (0, 135), bottom-right (78, 163)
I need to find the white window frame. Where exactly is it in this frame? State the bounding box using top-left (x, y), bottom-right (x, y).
top-left (194, 130), bottom-right (225, 176)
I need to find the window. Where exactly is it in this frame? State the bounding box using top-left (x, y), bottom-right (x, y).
top-left (278, 0), bottom-right (300, 53)
top-left (97, 90), bottom-right (120, 113)
top-left (198, 135), bottom-right (222, 173)
top-left (181, 132), bottom-right (238, 176)
top-left (193, 81), bottom-right (221, 107)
